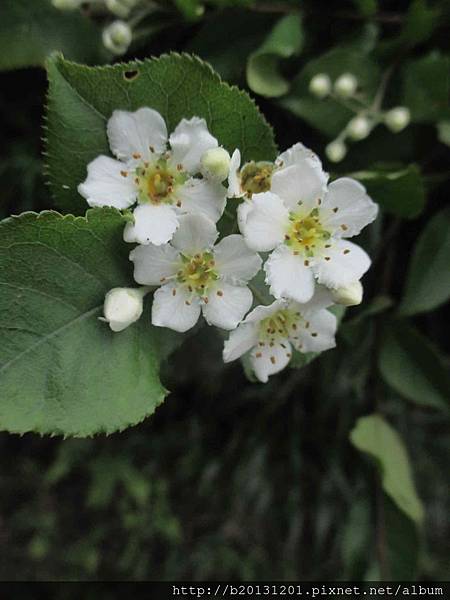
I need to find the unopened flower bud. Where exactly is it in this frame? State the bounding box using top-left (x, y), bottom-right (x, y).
top-left (347, 115), bottom-right (372, 141)
top-left (384, 107), bottom-right (411, 133)
top-left (102, 287), bottom-right (145, 332)
top-left (102, 20), bottom-right (132, 55)
top-left (334, 73), bottom-right (358, 98)
top-left (332, 280), bottom-right (363, 306)
top-left (201, 147), bottom-right (231, 181)
top-left (105, 0), bottom-right (137, 18)
top-left (309, 73), bottom-right (331, 99)
top-left (325, 140), bottom-right (347, 163)
top-left (52, 0), bottom-right (82, 9)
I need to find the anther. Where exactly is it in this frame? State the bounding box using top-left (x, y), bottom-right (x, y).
top-left (120, 170), bottom-right (128, 177)
top-left (270, 356), bottom-right (276, 364)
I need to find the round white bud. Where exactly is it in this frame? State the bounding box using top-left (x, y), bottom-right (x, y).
top-left (103, 287), bottom-right (144, 332)
top-left (52, 0), bottom-right (82, 9)
top-left (332, 281), bottom-right (363, 307)
top-left (384, 107), bottom-right (411, 133)
top-left (309, 73), bottom-right (332, 99)
top-left (334, 73), bottom-right (358, 98)
top-left (325, 140), bottom-right (347, 163)
top-left (102, 20), bottom-right (132, 55)
top-left (200, 147), bottom-right (231, 181)
top-left (347, 115), bottom-right (372, 141)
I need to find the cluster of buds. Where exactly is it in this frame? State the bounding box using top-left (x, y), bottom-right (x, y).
top-left (308, 72), bottom-right (411, 163)
top-left (52, 0), bottom-right (139, 55)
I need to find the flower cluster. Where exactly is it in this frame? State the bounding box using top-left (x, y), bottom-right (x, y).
top-left (79, 108), bottom-right (378, 382)
top-left (308, 72), bottom-right (411, 163)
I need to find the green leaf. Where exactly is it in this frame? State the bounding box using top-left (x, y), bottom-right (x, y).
top-left (378, 321), bottom-right (450, 411)
top-left (45, 53), bottom-right (277, 214)
top-left (0, 208), bottom-right (170, 437)
top-left (350, 414), bottom-right (424, 524)
top-left (280, 48), bottom-right (380, 137)
top-left (384, 495), bottom-right (420, 580)
top-left (402, 53), bottom-right (450, 123)
top-left (400, 207), bottom-right (450, 315)
top-left (187, 10), bottom-right (270, 83)
top-left (246, 14), bottom-right (303, 98)
top-left (0, 0), bottom-right (102, 71)
top-left (351, 165), bottom-right (426, 219)
top-left (437, 120), bottom-right (450, 146)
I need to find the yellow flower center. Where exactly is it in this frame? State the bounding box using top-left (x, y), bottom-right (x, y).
top-left (240, 161), bottom-right (274, 195)
top-left (177, 252), bottom-right (219, 295)
top-left (259, 309), bottom-right (300, 344)
top-left (135, 159), bottom-right (187, 205)
top-left (285, 208), bottom-right (331, 257)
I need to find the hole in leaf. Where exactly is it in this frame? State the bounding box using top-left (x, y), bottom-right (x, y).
top-left (123, 70), bottom-right (139, 81)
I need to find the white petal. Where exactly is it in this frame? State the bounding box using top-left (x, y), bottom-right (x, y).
top-left (250, 340), bottom-right (292, 383)
top-left (293, 308), bottom-right (337, 353)
top-left (177, 177), bottom-right (226, 223)
top-left (312, 240), bottom-right (371, 289)
top-left (264, 245), bottom-right (315, 303)
top-left (123, 204), bottom-right (179, 246)
top-left (107, 108), bottom-right (168, 162)
top-left (244, 192), bottom-right (289, 251)
top-left (320, 177), bottom-right (378, 237)
top-left (202, 283), bottom-right (253, 330)
top-left (227, 149), bottom-right (243, 198)
top-left (152, 284), bottom-right (200, 332)
top-left (299, 284), bottom-right (335, 312)
top-left (271, 159), bottom-right (328, 211)
top-left (169, 117), bottom-right (218, 173)
top-left (275, 142), bottom-right (324, 171)
top-left (213, 234), bottom-right (262, 284)
top-left (243, 299), bottom-right (287, 325)
top-left (171, 213), bottom-right (218, 254)
top-left (129, 243), bottom-right (180, 285)
top-left (237, 200), bottom-right (252, 235)
top-left (223, 323), bottom-right (258, 362)
top-left (78, 155), bottom-right (137, 209)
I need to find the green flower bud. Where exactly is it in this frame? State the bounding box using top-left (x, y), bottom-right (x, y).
top-left (334, 73), bottom-right (358, 98)
top-left (331, 281), bottom-right (363, 306)
top-left (200, 147), bottom-right (231, 181)
top-left (102, 287), bottom-right (145, 332)
top-left (102, 20), bottom-right (132, 55)
top-left (52, 0), bottom-right (82, 9)
top-left (385, 107), bottom-right (411, 133)
top-left (325, 140), bottom-right (347, 163)
top-left (347, 115), bottom-right (372, 141)
top-left (309, 73), bottom-right (332, 99)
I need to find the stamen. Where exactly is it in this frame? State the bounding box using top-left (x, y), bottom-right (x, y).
top-left (270, 356), bottom-right (276, 364)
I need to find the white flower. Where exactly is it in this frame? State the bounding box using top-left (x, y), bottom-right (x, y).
top-left (223, 287), bottom-right (337, 383)
top-left (129, 214), bottom-right (262, 333)
top-left (242, 175), bottom-right (378, 304)
top-left (102, 21), bottom-right (133, 55)
top-left (102, 287), bottom-right (146, 332)
top-left (229, 143), bottom-right (328, 238)
top-left (331, 280), bottom-right (363, 306)
top-left (78, 108), bottom-right (227, 246)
